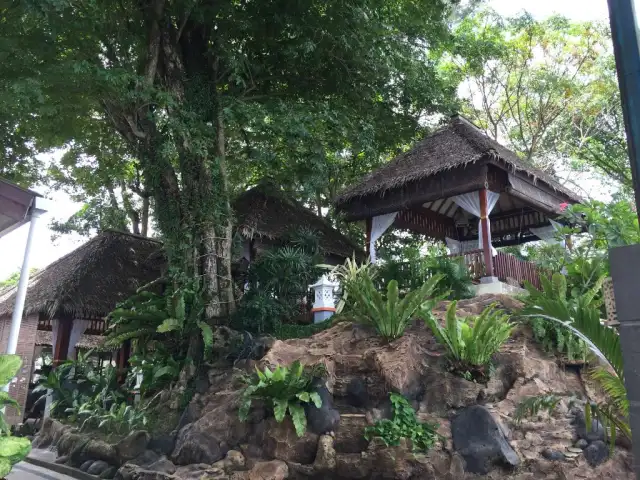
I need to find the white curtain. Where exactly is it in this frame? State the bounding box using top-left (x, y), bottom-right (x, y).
top-left (369, 212), bottom-right (398, 263)
top-left (452, 191), bottom-right (500, 256)
top-left (67, 319), bottom-right (91, 359)
top-left (530, 219), bottom-right (564, 245)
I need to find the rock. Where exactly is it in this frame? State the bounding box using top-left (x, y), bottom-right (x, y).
top-left (128, 450), bottom-right (161, 468)
top-left (114, 464), bottom-right (175, 480)
top-left (147, 456), bottom-right (176, 474)
top-left (451, 405), bottom-right (519, 474)
top-left (57, 431), bottom-right (83, 457)
top-left (334, 415), bottom-right (369, 453)
top-left (575, 439), bottom-right (589, 449)
top-left (175, 463), bottom-right (227, 479)
top-left (224, 450), bottom-right (246, 471)
top-left (80, 460), bottom-right (94, 471)
top-left (148, 434), bottom-right (176, 456)
top-left (248, 460), bottom-right (289, 480)
top-left (335, 453), bottom-right (371, 479)
top-left (346, 378), bottom-right (369, 408)
top-left (88, 460), bottom-right (112, 476)
top-left (541, 449), bottom-right (565, 461)
top-left (116, 431), bottom-right (151, 464)
top-left (172, 422), bottom-right (225, 465)
top-left (584, 440), bottom-right (609, 467)
top-left (32, 417), bottom-right (67, 449)
top-left (100, 466), bottom-right (118, 479)
top-left (304, 379), bottom-right (340, 435)
top-left (262, 417), bottom-right (318, 464)
top-left (573, 407), bottom-right (606, 443)
top-left (82, 439), bottom-right (119, 466)
top-left (54, 455), bottom-right (69, 465)
top-left (313, 435), bottom-right (336, 472)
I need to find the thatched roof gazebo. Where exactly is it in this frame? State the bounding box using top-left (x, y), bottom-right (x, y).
top-left (234, 185), bottom-right (362, 264)
top-left (334, 115), bottom-right (581, 286)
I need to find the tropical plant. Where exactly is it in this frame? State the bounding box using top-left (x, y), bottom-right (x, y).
top-left (0, 355), bottom-right (32, 477)
top-left (319, 255), bottom-right (377, 315)
top-left (424, 256), bottom-right (475, 300)
top-left (364, 393), bottom-right (439, 451)
top-left (348, 274), bottom-right (442, 341)
top-left (513, 395), bottom-right (561, 424)
top-left (520, 289), bottom-right (630, 441)
top-left (126, 349), bottom-right (182, 398)
top-left (95, 402), bottom-right (149, 435)
top-left (239, 361), bottom-right (323, 437)
top-left (522, 273), bottom-right (600, 361)
top-left (424, 302), bottom-right (513, 380)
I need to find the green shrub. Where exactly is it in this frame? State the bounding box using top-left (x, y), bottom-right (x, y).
top-left (0, 355), bottom-right (31, 477)
top-left (274, 322), bottom-right (332, 340)
top-left (364, 393), bottom-right (439, 451)
top-left (239, 361), bottom-right (322, 437)
top-left (348, 274), bottom-right (442, 341)
top-left (319, 255), bottom-right (376, 315)
top-left (513, 395), bottom-right (561, 424)
top-left (424, 302), bottom-right (512, 381)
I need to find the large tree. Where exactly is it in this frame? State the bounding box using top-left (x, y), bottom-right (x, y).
top-left (4, 1), bottom-right (458, 326)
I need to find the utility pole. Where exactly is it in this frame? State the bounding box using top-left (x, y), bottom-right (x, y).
top-left (606, 0), bottom-right (640, 477)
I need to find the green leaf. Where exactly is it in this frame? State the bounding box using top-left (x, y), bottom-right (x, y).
top-left (273, 398), bottom-right (289, 422)
top-left (309, 392), bottom-right (322, 408)
top-left (0, 355), bottom-right (22, 386)
top-left (0, 457), bottom-right (12, 477)
top-left (197, 321), bottom-right (213, 350)
top-left (296, 392), bottom-right (310, 402)
top-left (157, 318), bottom-right (182, 333)
top-left (288, 403), bottom-right (307, 437)
top-left (0, 436), bottom-right (31, 464)
top-left (0, 392), bottom-right (19, 412)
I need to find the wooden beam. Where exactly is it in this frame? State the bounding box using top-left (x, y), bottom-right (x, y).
top-left (53, 317), bottom-right (72, 366)
top-left (479, 189), bottom-right (494, 277)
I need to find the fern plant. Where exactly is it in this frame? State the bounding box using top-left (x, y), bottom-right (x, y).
top-left (319, 254), bottom-right (376, 315)
top-left (239, 361), bottom-right (322, 437)
top-left (520, 289), bottom-right (630, 441)
top-left (0, 355), bottom-right (32, 477)
top-left (364, 393), bottom-right (439, 451)
top-left (522, 273), bottom-right (596, 361)
top-left (513, 395), bottom-right (561, 424)
top-left (347, 274), bottom-right (442, 341)
top-left (424, 302), bottom-right (512, 380)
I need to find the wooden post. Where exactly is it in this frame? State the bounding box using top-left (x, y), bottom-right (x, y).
top-left (52, 317), bottom-right (72, 367)
top-left (117, 339), bottom-right (131, 384)
top-left (479, 189), bottom-right (494, 277)
top-left (365, 218), bottom-right (372, 260)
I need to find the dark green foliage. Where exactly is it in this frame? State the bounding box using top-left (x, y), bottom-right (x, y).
top-left (348, 274), bottom-right (443, 341)
top-left (239, 361), bottom-right (323, 437)
top-left (513, 395), bottom-right (561, 424)
top-left (364, 393), bottom-right (439, 451)
top-left (424, 302), bottom-right (512, 381)
top-left (233, 230), bottom-right (323, 335)
top-left (377, 246), bottom-right (474, 300)
top-left (274, 322), bottom-right (332, 340)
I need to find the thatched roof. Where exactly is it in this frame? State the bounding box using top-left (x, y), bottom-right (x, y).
top-left (335, 115), bottom-right (581, 209)
top-left (0, 231), bottom-right (163, 319)
top-left (234, 186), bottom-right (361, 259)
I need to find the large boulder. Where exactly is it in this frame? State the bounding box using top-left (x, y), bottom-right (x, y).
top-left (452, 405), bottom-right (519, 474)
top-left (171, 422), bottom-right (225, 465)
top-left (304, 379), bottom-right (340, 435)
top-left (260, 417), bottom-right (318, 465)
top-left (248, 460), bottom-right (289, 480)
top-left (88, 460), bottom-right (112, 476)
top-left (116, 431), bottom-right (151, 464)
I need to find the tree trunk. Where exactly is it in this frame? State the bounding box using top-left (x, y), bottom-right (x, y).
top-left (120, 181), bottom-right (141, 234)
top-left (141, 195), bottom-right (150, 236)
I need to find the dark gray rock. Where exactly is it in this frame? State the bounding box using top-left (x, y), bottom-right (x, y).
top-left (147, 455), bottom-right (176, 474)
top-left (194, 373), bottom-right (209, 394)
top-left (148, 434), bottom-right (176, 456)
top-left (171, 422), bottom-right (224, 465)
top-left (176, 404), bottom-right (197, 432)
top-left (88, 460), bottom-right (111, 476)
top-left (54, 455), bottom-right (69, 465)
top-left (305, 379), bottom-right (340, 435)
top-left (99, 466), bottom-right (118, 479)
top-left (584, 440), bottom-right (609, 467)
top-left (542, 449), bottom-right (565, 461)
top-left (451, 405), bottom-right (520, 474)
top-left (128, 450), bottom-right (161, 468)
top-left (115, 431), bottom-right (151, 464)
top-left (575, 439), bottom-right (589, 449)
top-left (80, 460), bottom-right (94, 471)
top-left (573, 408), bottom-right (606, 442)
top-left (346, 378), bottom-right (369, 408)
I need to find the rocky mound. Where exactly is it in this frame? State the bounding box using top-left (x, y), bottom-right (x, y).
top-left (31, 294), bottom-right (633, 479)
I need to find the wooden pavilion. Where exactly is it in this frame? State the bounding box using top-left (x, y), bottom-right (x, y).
top-left (334, 115), bottom-right (581, 286)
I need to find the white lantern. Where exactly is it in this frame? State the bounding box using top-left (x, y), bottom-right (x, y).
top-left (309, 275), bottom-right (339, 323)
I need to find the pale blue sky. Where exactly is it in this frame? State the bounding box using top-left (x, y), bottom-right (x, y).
top-left (0, 0), bottom-right (625, 280)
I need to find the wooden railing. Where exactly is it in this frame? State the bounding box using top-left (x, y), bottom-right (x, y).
top-left (454, 249), bottom-right (543, 289)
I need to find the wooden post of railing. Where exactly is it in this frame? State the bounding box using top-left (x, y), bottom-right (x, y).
top-left (479, 189), bottom-right (494, 277)
top-left (365, 218), bottom-right (372, 261)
